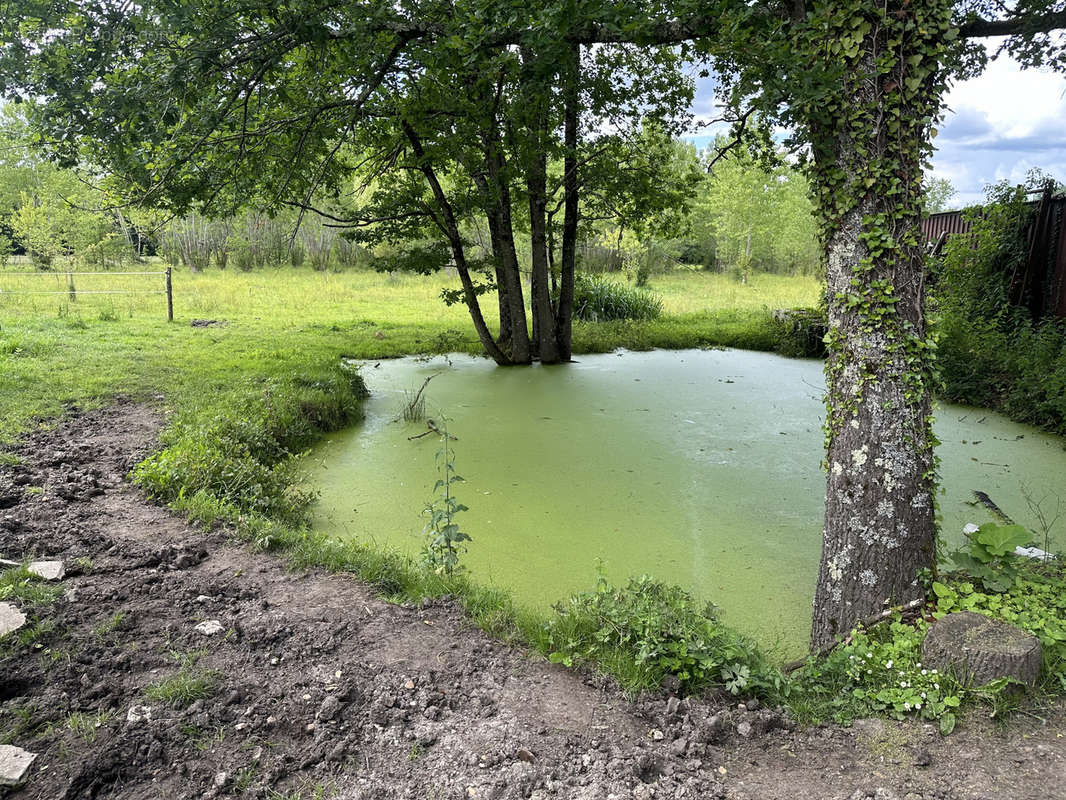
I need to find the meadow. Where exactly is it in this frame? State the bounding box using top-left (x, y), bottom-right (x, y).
top-left (0, 263), bottom-right (820, 442)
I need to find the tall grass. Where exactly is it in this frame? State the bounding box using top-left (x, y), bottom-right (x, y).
top-left (572, 273), bottom-right (663, 321)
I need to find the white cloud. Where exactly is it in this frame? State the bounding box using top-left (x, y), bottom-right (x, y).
top-left (932, 45), bottom-right (1066, 207)
top-left (687, 45), bottom-right (1066, 210)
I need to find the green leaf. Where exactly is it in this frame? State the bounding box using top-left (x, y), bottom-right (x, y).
top-left (939, 712), bottom-right (956, 736)
top-left (975, 523), bottom-right (1031, 557)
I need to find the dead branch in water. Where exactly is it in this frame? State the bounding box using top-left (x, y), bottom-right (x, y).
top-left (400, 373), bottom-right (441, 423)
top-left (408, 417), bottom-right (458, 441)
top-left (972, 490), bottom-right (1015, 524)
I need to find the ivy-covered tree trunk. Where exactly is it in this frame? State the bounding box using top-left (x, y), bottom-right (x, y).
top-left (805, 2), bottom-right (950, 650)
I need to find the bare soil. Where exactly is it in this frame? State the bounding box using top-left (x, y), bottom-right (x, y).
top-left (1, 403), bottom-right (1064, 799)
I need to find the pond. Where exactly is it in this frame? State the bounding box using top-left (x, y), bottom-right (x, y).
top-left (308, 349), bottom-right (1066, 658)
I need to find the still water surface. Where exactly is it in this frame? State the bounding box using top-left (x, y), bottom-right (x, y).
top-left (309, 349), bottom-right (1066, 657)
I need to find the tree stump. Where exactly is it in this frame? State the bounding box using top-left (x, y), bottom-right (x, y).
top-left (921, 611), bottom-right (1042, 687)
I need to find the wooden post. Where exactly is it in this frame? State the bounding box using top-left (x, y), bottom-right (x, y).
top-left (165, 267), bottom-right (173, 322)
top-left (67, 270), bottom-right (76, 302)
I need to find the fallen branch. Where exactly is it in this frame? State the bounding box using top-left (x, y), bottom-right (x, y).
top-left (784, 597), bottom-right (927, 672)
top-left (407, 418), bottom-right (458, 441)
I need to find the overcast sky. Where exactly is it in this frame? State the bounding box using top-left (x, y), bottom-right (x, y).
top-left (684, 41), bottom-right (1066, 210)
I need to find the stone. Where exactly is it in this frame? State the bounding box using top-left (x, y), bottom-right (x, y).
top-left (0, 745), bottom-right (36, 787)
top-left (27, 561), bottom-right (64, 581)
top-left (126, 705), bottom-right (153, 725)
top-left (665, 696), bottom-right (680, 718)
top-left (736, 721), bottom-right (753, 738)
top-left (922, 611), bottom-right (1042, 687)
top-left (317, 695), bottom-right (342, 721)
top-left (0, 602), bottom-right (26, 639)
top-left (194, 619), bottom-right (225, 636)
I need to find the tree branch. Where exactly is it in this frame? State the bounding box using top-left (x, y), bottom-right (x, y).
top-left (959, 11), bottom-right (1066, 39)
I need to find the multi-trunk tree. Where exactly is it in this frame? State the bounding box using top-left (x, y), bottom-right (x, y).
top-left (5, 0), bottom-right (1065, 650)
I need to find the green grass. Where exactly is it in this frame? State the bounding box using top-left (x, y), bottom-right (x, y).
top-left (144, 650), bottom-right (221, 708)
top-left (0, 263), bottom-right (820, 443)
top-left (63, 710), bottom-right (115, 743)
top-left (0, 565), bottom-right (64, 606)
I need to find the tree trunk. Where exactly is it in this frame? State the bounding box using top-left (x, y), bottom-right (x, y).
top-left (527, 136), bottom-right (560, 364)
top-left (807, 28), bottom-right (944, 650)
top-left (484, 146), bottom-right (531, 364)
top-left (556, 41), bottom-right (579, 362)
top-left (402, 121), bottom-right (511, 366)
top-left (472, 171), bottom-right (514, 356)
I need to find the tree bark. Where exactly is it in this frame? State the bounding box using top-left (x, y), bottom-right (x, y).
top-left (556, 41), bottom-right (579, 362)
top-left (484, 143), bottom-right (531, 364)
top-left (527, 134), bottom-right (560, 364)
top-left (471, 171), bottom-right (515, 356)
top-left (807, 43), bottom-right (939, 651)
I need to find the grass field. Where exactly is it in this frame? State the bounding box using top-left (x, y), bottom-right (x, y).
top-left (0, 263), bottom-right (820, 442)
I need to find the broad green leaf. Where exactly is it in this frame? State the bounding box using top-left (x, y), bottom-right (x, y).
top-left (975, 523), bottom-right (1031, 557)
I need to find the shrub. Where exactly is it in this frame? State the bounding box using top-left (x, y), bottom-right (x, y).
top-left (544, 569), bottom-right (780, 696)
top-left (770, 307), bottom-right (827, 358)
top-left (571, 273), bottom-right (663, 322)
top-left (934, 180), bottom-right (1066, 434)
top-left (133, 362), bottom-right (368, 525)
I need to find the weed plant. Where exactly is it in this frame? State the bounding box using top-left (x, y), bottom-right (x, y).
top-left (544, 568), bottom-right (782, 696)
top-left (421, 419), bottom-right (470, 575)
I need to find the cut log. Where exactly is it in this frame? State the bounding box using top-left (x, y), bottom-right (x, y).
top-left (921, 611), bottom-right (1042, 687)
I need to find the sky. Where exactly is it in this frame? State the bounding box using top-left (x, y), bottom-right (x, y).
top-left (684, 41), bottom-right (1066, 210)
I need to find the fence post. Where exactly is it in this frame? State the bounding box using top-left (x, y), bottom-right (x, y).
top-left (67, 270), bottom-right (76, 302)
top-left (165, 267), bottom-right (173, 322)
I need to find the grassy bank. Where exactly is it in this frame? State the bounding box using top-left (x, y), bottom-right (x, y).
top-left (0, 265), bottom-right (818, 442)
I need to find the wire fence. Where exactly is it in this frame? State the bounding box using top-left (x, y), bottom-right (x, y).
top-left (0, 268), bottom-right (174, 321)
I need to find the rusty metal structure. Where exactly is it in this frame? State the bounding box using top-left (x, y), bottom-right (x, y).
top-left (921, 187), bottom-right (1066, 320)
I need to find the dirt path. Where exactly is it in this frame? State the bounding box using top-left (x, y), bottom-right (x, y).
top-left (1, 403), bottom-right (1064, 799)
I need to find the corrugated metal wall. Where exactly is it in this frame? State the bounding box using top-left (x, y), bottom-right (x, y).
top-left (920, 196), bottom-right (1066, 320)
top-left (922, 211), bottom-right (973, 240)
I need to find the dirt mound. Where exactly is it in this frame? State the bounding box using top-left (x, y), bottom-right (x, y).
top-left (0, 403), bottom-right (1063, 799)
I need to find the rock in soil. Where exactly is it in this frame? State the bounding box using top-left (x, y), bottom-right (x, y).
top-left (0, 745), bottom-right (36, 788)
top-left (26, 560), bottom-right (65, 581)
top-left (0, 601), bottom-right (26, 638)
